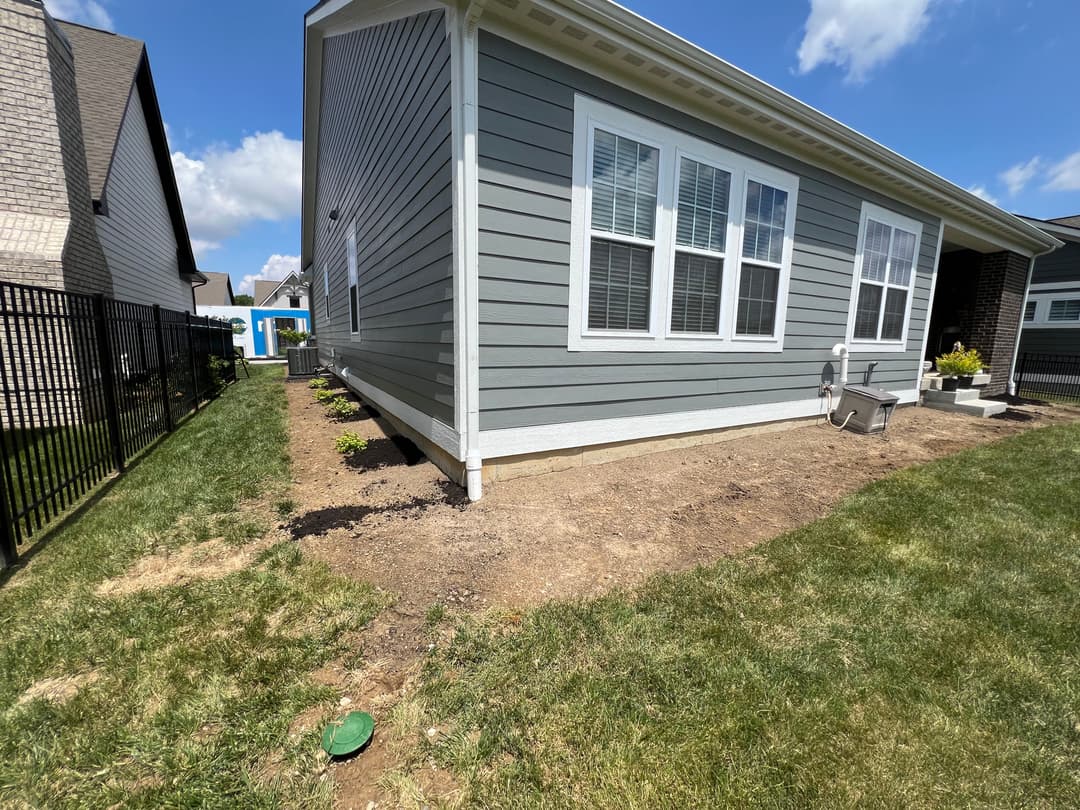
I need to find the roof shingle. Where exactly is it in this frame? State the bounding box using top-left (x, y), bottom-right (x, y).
top-left (55, 21), bottom-right (144, 201)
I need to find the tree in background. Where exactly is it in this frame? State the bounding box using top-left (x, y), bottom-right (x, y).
top-left (234, 294), bottom-right (254, 306)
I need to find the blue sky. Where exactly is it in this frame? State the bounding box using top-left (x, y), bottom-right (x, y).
top-left (47, 0), bottom-right (1080, 293)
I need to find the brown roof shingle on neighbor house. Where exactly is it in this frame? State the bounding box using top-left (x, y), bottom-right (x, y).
top-left (55, 21), bottom-right (145, 203)
top-left (194, 272), bottom-right (234, 307)
top-left (1049, 214), bottom-right (1080, 230)
top-left (254, 280), bottom-right (280, 306)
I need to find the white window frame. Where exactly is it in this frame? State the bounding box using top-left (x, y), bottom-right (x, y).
top-left (322, 263), bottom-right (330, 321)
top-left (346, 221), bottom-right (360, 337)
top-left (844, 202), bottom-right (924, 354)
top-left (1023, 284), bottom-right (1080, 329)
top-left (568, 95), bottom-right (799, 353)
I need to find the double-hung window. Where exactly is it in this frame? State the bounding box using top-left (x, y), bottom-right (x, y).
top-left (569, 95), bottom-right (799, 352)
top-left (845, 203), bottom-right (923, 352)
top-left (346, 222), bottom-right (359, 335)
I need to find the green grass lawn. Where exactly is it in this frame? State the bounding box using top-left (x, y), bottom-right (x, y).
top-left (0, 366), bottom-right (385, 808)
top-left (415, 424), bottom-right (1080, 808)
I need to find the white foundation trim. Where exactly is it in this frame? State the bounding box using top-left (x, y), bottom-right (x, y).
top-left (333, 366), bottom-right (461, 458)
top-left (479, 388), bottom-right (918, 458)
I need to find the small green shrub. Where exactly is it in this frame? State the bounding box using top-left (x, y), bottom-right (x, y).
top-left (936, 344), bottom-right (983, 377)
top-left (327, 396), bottom-right (359, 420)
top-left (207, 355), bottom-right (230, 395)
top-left (275, 498), bottom-right (296, 518)
top-left (335, 431), bottom-right (369, 455)
top-left (313, 388), bottom-right (337, 404)
top-left (278, 328), bottom-right (309, 347)
top-left (308, 377), bottom-right (329, 390)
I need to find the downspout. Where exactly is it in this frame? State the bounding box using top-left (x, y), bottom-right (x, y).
top-left (1006, 245), bottom-right (1057, 396)
top-left (456, 0), bottom-right (486, 500)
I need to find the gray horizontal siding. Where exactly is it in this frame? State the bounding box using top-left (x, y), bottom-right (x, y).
top-left (1019, 328), bottom-right (1080, 356)
top-left (1031, 241), bottom-right (1080, 285)
top-left (311, 10), bottom-right (454, 426)
top-left (95, 85), bottom-right (193, 313)
top-left (476, 31), bottom-right (939, 431)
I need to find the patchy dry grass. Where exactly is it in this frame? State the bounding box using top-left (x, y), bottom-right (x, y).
top-left (411, 423), bottom-right (1080, 808)
top-left (0, 367), bottom-right (386, 808)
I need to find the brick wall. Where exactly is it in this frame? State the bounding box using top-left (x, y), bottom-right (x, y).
top-left (968, 250), bottom-right (1029, 396)
top-left (0, 0), bottom-right (111, 294)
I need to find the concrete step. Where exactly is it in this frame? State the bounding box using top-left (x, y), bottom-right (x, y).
top-left (925, 387), bottom-right (981, 404)
top-left (923, 397), bottom-right (1007, 418)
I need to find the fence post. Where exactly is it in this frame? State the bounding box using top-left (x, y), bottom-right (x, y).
top-left (152, 305), bottom-right (174, 432)
top-left (0, 428), bottom-right (17, 568)
top-left (92, 294), bottom-right (125, 473)
top-left (185, 312), bottom-right (200, 412)
top-left (1015, 353), bottom-right (1028, 399)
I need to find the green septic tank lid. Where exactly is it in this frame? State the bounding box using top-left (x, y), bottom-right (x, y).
top-left (321, 711), bottom-right (374, 757)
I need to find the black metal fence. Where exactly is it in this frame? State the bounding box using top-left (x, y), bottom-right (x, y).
top-left (0, 281), bottom-right (236, 568)
top-left (1014, 353), bottom-right (1080, 404)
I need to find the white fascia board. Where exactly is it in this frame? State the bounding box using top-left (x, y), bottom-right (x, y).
top-left (479, 389), bottom-right (918, 458)
top-left (483, 0), bottom-right (1057, 256)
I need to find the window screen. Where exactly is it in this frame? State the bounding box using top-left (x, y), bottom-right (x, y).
top-left (588, 239), bottom-right (652, 331)
top-left (736, 264), bottom-right (779, 336)
top-left (670, 253), bottom-right (722, 334)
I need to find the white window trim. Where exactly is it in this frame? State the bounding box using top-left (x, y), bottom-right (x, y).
top-left (322, 263), bottom-right (330, 321)
top-left (346, 220), bottom-right (360, 338)
top-left (844, 201), bottom-right (923, 354)
top-left (1024, 290), bottom-right (1080, 329)
top-left (568, 94), bottom-right (799, 353)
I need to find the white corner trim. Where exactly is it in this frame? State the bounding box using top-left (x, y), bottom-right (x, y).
top-left (567, 94), bottom-right (798, 353)
top-left (914, 219), bottom-right (945, 398)
top-left (479, 388), bottom-right (918, 458)
top-left (844, 201), bottom-right (925, 354)
top-left (333, 366), bottom-right (461, 458)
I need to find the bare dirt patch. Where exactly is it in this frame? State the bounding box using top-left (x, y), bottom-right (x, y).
top-left (286, 380), bottom-right (1080, 805)
top-left (17, 670), bottom-right (100, 706)
top-left (95, 536), bottom-right (271, 598)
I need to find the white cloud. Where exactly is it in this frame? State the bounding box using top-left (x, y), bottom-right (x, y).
top-left (171, 131), bottom-right (302, 255)
top-left (796, 0), bottom-right (942, 83)
top-left (1044, 151), bottom-right (1080, 192)
top-left (239, 254), bottom-right (301, 296)
top-left (967, 185), bottom-right (998, 206)
top-left (999, 157), bottom-right (1041, 195)
top-left (44, 0), bottom-right (113, 29)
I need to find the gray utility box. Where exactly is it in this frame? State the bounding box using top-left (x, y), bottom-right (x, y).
top-left (835, 385), bottom-right (900, 434)
top-left (286, 347), bottom-right (320, 377)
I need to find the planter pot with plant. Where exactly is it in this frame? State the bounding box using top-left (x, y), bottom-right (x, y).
top-left (935, 344), bottom-right (984, 391)
top-left (278, 328), bottom-right (310, 349)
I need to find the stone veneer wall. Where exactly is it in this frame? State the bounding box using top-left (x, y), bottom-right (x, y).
top-left (0, 0), bottom-right (111, 294)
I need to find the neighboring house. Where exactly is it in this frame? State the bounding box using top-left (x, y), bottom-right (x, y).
top-left (0, 0), bottom-right (202, 309)
top-left (1016, 216), bottom-right (1080, 356)
top-left (197, 304), bottom-right (312, 359)
top-left (301, 0), bottom-right (1059, 500)
top-left (194, 271), bottom-right (236, 307)
top-left (254, 272), bottom-right (309, 309)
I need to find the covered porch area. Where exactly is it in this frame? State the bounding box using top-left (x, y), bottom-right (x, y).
top-left (925, 222), bottom-right (1056, 397)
